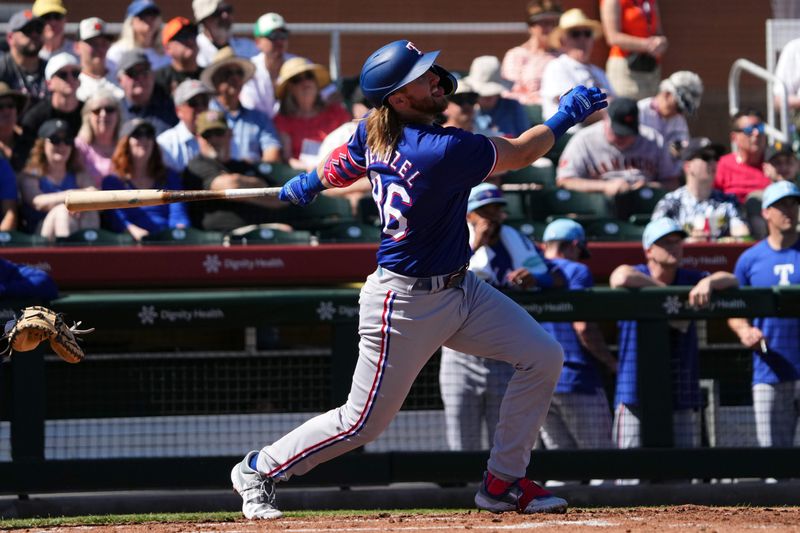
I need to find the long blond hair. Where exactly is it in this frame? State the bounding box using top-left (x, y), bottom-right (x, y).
top-left (365, 106), bottom-right (404, 159)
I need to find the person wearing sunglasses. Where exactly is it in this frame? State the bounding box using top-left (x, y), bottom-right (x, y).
top-left (541, 8), bottom-right (614, 129)
top-left (116, 50), bottom-right (178, 136)
top-left (0, 10), bottom-right (47, 111)
top-left (19, 118), bottom-right (99, 240)
top-left (0, 82), bottom-right (29, 173)
top-left (240, 12), bottom-right (296, 119)
top-left (75, 89), bottom-right (123, 186)
top-left (201, 46), bottom-right (281, 164)
top-left (157, 79), bottom-right (214, 172)
top-left (102, 118), bottom-right (189, 241)
top-left (652, 137), bottom-right (750, 242)
top-left (193, 0), bottom-right (258, 69)
top-left (714, 109), bottom-right (771, 205)
top-left (155, 17), bottom-right (203, 97)
top-left (501, 0), bottom-right (562, 106)
top-left (75, 17), bottom-right (125, 103)
top-left (19, 53), bottom-right (84, 165)
top-left (31, 0), bottom-right (73, 62)
top-left (107, 0), bottom-right (170, 78)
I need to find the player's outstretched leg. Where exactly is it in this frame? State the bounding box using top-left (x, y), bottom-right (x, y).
top-left (475, 470), bottom-right (567, 514)
top-left (231, 450), bottom-right (282, 519)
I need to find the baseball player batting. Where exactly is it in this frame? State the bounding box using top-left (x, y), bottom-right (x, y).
top-left (230, 39), bottom-right (607, 519)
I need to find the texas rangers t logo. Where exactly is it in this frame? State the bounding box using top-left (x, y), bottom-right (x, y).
top-left (774, 263), bottom-right (795, 286)
top-left (406, 41), bottom-right (422, 55)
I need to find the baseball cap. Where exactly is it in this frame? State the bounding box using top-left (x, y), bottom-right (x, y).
top-left (32, 0), bottom-right (67, 17)
top-left (162, 17), bottom-right (197, 47)
top-left (764, 141), bottom-right (796, 163)
top-left (44, 52), bottom-right (79, 81)
top-left (659, 71), bottom-right (704, 115)
top-left (193, 0), bottom-right (223, 22)
top-left (762, 180), bottom-right (800, 209)
top-left (543, 218), bottom-right (590, 259)
top-left (126, 0), bottom-right (160, 19)
top-left (119, 118), bottom-right (156, 139)
top-left (173, 79), bottom-right (213, 106)
top-left (467, 183), bottom-right (506, 213)
top-left (195, 110), bottom-right (228, 137)
top-left (79, 17), bottom-right (111, 41)
top-left (116, 50), bottom-right (151, 75)
top-left (461, 56), bottom-right (510, 98)
top-left (642, 218), bottom-right (687, 250)
top-left (679, 137), bottom-right (725, 162)
top-left (608, 97), bottom-right (639, 137)
top-left (8, 10), bottom-right (44, 33)
top-left (37, 118), bottom-right (71, 140)
top-left (254, 12), bottom-right (288, 38)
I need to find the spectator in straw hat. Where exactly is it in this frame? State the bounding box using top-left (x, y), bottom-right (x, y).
top-left (273, 57), bottom-right (350, 169)
top-left (193, 0), bottom-right (258, 68)
top-left (463, 55), bottom-right (529, 137)
top-left (75, 17), bottom-right (125, 103)
top-left (0, 82), bottom-right (29, 172)
top-left (32, 0), bottom-right (74, 61)
top-left (204, 46), bottom-right (282, 164)
top-left (240, 12), bottom-right (297, 118)
top-left (155, 17), bottom-right (203, 96)
top-left (0, 10), bottom-right (47, 109)
top-left (540, 8), bottom-right (614, 128)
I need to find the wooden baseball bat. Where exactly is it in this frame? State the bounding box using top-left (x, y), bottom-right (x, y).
top-left (65, 187), bottom-right (283, 213)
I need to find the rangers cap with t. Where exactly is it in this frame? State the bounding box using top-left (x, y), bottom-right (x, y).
top-left (642, 218), bottom-right (687, 250)
top-left (762, 180), bottom-right (800, 209)
top-left (543, 218), bottom-right (590, 259)
top-left (467, 183), bottom-right (506, 213)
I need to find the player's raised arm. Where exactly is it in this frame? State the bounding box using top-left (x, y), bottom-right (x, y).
top-left (491, 86), bottom-right (608, 174)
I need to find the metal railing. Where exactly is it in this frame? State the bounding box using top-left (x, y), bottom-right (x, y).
top-left (728, 58), bottom-right (791, 144)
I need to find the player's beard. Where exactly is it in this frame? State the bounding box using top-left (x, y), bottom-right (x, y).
top-left (407, 93), bottom-right (447, 116)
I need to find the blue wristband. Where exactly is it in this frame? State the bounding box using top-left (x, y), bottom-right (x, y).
top-left (305, 168), bottom-right (325, 195)
top-left (543, 111), bottom-right (575, 140)
top-left (533, 271), bottom-right (554, 289)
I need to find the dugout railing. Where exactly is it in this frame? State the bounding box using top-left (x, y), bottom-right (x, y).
top-left (1, 286), bottom-right (800, 494)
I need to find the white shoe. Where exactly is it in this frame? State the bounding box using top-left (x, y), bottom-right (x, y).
top-left (230, 451), bottom-right (283, 519)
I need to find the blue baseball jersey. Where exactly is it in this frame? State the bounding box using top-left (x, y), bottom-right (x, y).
top-left (540, 258), bottom-right (603, 394)
top-left (615, 265), bottom-right (708, 409)
top-left (342, 120), bottom-right (497, 277)
top-left (0, 158), bottom-right (16, 200)
top-left (734, 239), bottom-right (800, 384)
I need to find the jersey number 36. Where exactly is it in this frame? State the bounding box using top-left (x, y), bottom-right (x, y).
top-left (371, 171), bottom-right (410, 241)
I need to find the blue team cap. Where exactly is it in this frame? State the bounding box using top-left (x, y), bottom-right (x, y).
top-left (543, 218), bottom-right (590, 258)
top-left (642, 217), bottom-right (688, 250)
top-left (467, 183), bottom-right (506, 213)
top-left (762, 180), bottom-right (800, 209)
top-left (126, 0), bottom-right (160, 19)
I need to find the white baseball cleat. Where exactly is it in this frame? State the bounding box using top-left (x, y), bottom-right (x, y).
top-left (474, 471), bottom-right (568, 514)
top-left (231, 450), bottom-right (283, 519)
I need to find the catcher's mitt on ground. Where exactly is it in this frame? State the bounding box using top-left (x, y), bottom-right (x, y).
top-left (2, 306), bottom-right (94, 363)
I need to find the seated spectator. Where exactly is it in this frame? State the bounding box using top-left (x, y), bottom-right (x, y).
top-left (74, 17), bottom-right (125, 102)
top-left (102, 119), bottom-right (189, 241)
top-left (746, 142), bottom-right (800, 240)
top-left (0, 157), bottom-right (17, 231)
top-left (463, 56), bottom-right (529, 137)
top-left (106, 0), bottom-right (170, 76)
top-left (75, 89), bottom-right (122, 186)
top-left (714, 109), bottom-right (770, 204)
top-left (540, 8), bottom-right (614, 126)
top-left (157, 79), bottom-right (213, 172)
top-left (193, 0), bottom-right (257, 68)
top-left (182, 110), bottom-right (284, 232)
top-left (155, 17), bottom-right (202, 96)
top-left (439, 81), bottom-right (494, 135)
top-left (501, 0), bottom-right (562, 106)
top-left (609, 218), bottom-right (737, 450)
top-left (240, 12), bottom-right (295, 118)
top-left (19, 119), bottom-right (99, 240)
top-left (202, 47), bottom-right (281, 164)
top-left (116, 50), bottom-right (178, 136)
top-left (652, 138), bottom-right (750, 242)
top-left (600, 0), bottom-right (668, 101)
top-left (638, 70), bottom-right (703, 173)
top-left (0, 10), bottom-right (47, 111)
top-left (274, 58), bottom-right (350, 170)
top-left (0, 257), bottom-right (59, 301)
top-left (539, 219), bottom-right (615, 451)
top-left (557, 97), bottom-right (679, 195)
top-left (20, 53), bottom-right (84, 165)
top-left (0, 82), bottom-right (29, 172)
top-left (32, 0), bottom-right (73, 61)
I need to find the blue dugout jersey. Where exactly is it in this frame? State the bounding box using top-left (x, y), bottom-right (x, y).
top-left (734, 239), bottom-right (800, 384)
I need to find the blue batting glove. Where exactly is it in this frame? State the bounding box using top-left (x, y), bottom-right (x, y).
top-left (278, 169), bottom-right (325, 206)
top-left (544, 85), bottom-right (608, 139)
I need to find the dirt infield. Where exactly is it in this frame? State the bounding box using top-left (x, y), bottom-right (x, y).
top-left (12, 506), bottom-right (800, 532)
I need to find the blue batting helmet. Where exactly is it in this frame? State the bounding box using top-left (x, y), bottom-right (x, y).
top-left (359, 40), bottom-right (457, 107)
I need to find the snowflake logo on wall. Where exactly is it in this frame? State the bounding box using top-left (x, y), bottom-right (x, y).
top-left (662, 295), bottom-right (682, 315)
top-left (203, 254), bottom-right (222, 274)
top-left (316, 301), bottom-right (336, 321)
top-left (139, 305), bottom-right (158, 325)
